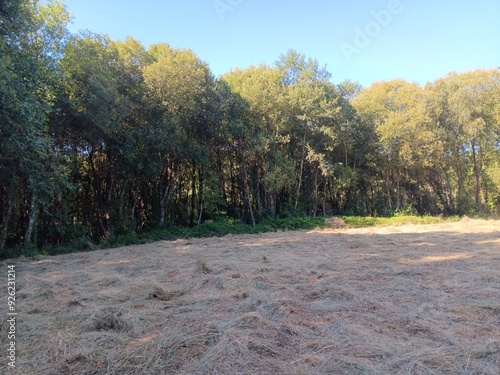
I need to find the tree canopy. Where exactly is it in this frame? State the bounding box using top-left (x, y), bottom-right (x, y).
top-left (1, 0), bottom-right (499, 254)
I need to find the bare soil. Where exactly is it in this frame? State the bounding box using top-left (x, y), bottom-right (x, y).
top-left (3, 219), bottom-right (500, 374)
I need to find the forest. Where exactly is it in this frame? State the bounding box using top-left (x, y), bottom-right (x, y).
top-left (1, 0), bottom-right (500, 254)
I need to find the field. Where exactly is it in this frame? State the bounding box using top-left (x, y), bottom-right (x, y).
top-left (3, 218), bottom-right (500, 374)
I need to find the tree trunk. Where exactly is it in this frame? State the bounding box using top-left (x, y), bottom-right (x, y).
top-left (89, 151), bottom-right (109, 237)
top-left (159, 205), bottom-right (166, 228)
top-left (322, 180), bottom-right (327, 217)
top-left (159, 157), bottom-right (179, 228)
top-left (455, 144), bottom-right (466, 213)
top-left (242, 166), bottom-right (255, 226)
top-left (159, 183), bottom-right (173, 228)
top-left (229, 155), bottom-right (237, 217)
top-left (436, 165), bottom-right (455, 214)
top-left (343, 121), bottom-right (349, 166)
top-left (313, 167), bottom-right (319, 217)
top-left (0, 197), bottom-right (13, 249)
top-left (396, 168), bottom-right (401, 210)
top-left (189, 164), bottom-right (196, 227)
top-left (129, 181), bottom-right (138, 225)
top-left (483, 175), bottom-right (489, 209)
top-left (385, 168), bottom-right (393, 211)
top-left (216, 150), bottom-right (228, 207)
top-left (256, 164), bottom-right (262, 214)
top-left (471, 140), bottom-right (481, 209)
top-left (295, 126), bottom-right (307, 210)
top-left (197, 166), bottom-right (204, 225)
top-left (24, 193), bottom-right (37, 250)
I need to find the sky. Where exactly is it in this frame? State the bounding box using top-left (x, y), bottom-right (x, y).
top-left (63, 0), bottom-right (500, 87)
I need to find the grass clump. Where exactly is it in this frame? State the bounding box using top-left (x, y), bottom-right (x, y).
top-left (196, 260), bottom-right (212, 274)
top-left (92, 310), bottom-right (132, 332)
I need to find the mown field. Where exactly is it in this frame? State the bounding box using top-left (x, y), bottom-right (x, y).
top-left (2, 218), bottom-right (500, 374)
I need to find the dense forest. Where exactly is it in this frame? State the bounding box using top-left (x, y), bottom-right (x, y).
top-left (1, 0), bottom-right (500, 253)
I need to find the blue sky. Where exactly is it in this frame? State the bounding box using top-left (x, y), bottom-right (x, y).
top-left (64, 0), bottom-right (499, 87)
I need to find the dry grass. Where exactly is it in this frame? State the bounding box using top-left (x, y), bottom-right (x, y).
top-left (325, 217), bottom-right (347, 229)
top-left (2, 218), bottom-right (500, 374)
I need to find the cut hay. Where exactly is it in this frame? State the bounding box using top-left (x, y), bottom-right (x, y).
top-left (3, 219), bottom-right (500, 374)
top-left (325, 216), bottom-right (346, 228)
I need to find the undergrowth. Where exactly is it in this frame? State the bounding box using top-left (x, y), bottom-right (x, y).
top-left (98, 217), bottom-right (328, 250)
top-left (2, 215), bottom-right (467, 258)
top-left (341, 215), bottom-right (461, 227)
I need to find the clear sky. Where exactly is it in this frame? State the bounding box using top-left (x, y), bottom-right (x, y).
top-left (64, 0), bottom-right (500, 87)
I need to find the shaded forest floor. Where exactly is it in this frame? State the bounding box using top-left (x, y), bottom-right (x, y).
top-left (3, 218), bottom-right (500, 374)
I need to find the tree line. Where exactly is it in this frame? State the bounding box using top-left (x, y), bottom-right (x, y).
top-left (1, 0), bottom-right (500, 252)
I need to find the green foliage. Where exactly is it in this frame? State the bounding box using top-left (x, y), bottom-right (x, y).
top-left (1, 4), bottom-right (499, 257)
top-left (341, 216), bottom-right (378, 227)
top-left (0, 0), bottom-right (72, 250)
top-left (1, 215), bottom-right (465, 259)
top-left (342, 215), bottom-right (461, 228)
top-left (51, 217), bottom-right (327, 253)
top-left (392, 204), bottom-right (420, 217)
top-left (260, 217), bottom-right (326, 230)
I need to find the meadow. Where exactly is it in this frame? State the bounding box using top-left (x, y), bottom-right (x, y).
top-left (3, 218), bottom-right (499, 374)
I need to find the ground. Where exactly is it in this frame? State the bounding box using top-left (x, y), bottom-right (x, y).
top-left (3, 219), bottom-right (500, 374)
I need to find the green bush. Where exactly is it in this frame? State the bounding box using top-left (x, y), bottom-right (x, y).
top-left (341, 216), bottom-right (377, 227)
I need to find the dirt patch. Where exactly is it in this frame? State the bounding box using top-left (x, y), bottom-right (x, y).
top-left (4, 219), bottom-right (500, 374)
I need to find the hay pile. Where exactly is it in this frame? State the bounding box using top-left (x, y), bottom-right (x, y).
top-left (325, 217), bottom-right (346, 229)
top-left (2, 219), bottom-right (500, 374)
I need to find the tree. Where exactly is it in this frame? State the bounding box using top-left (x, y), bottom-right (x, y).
top-left (0, 0), bottom-right (70, 250)
top-left (428, 69), bottom-right (500, 213)
top-left (143, 44), bottom-right (216, 227)
top-left (276, 50), bottom-right (342, 212)
top-left (353, 80), bottom-right (438, 213)
top-left (337, 80), bottom-right (362, 102)
top-left (58, 33), bottom-right (147, 238)
top-left (3, 18), bottom-right (500, 255)
top-left (223, 65), bottom-right (290, 218)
